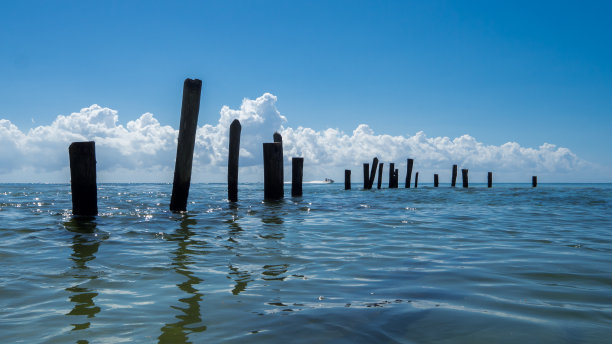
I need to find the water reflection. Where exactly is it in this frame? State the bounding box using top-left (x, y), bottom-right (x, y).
top-left (63, 218), bottom-right (102, 333)
top-left (159, 215), bottom-right (207, 343)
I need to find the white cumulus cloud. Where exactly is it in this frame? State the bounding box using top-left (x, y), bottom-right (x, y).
top-left (0, 93), bottom-right (598, 183)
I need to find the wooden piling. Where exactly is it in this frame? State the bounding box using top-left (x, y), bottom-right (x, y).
top-left (291, 157), bottom-right (304, 197)
top-left (228, 119), bottom-right (241, 202)
top-left (405, 159), bottom-right (413, 188)
top-left (388, 163), bottom-right (395, 188)
top-left (434, 174), bottom-right (439, 187)
top-left (462, 169), bottom-right (468, 188)
top-left (263, 142), bottom-right (284, 200)
top-left (363, 163), bottom-right (369, 189)
top-left (345, 169), bottom-right (351, 190)
top-left (273, 132), bottom-right (283, 186)
top-left (377, 163), bottom-right (384, 189)
top-left (488, 172), bottom-right (492, 188)
top-left (69, 141), bottom-right (97, 216)
top-left (368, 158), bottom-right (379, 189)
top-left (532, 176), bottom-right (537, 187)
top-left (394, 169), bottom-right (399, 187)
top-left (170, 78), bottom-right (202, 212)
top-left (414, 172), bottom-right (419, 188)
top-left (451, 164), bottom-right (458, 187)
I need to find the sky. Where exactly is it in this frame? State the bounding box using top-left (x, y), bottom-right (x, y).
top-left (0, 0), bottom-right (611, 183)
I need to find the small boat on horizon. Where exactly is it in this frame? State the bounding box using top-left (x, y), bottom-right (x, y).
top-left (324, 178), bottom-right (334, 183)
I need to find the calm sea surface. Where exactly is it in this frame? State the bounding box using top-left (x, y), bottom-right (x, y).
top-left (1, 183), bottom-right (611, 343)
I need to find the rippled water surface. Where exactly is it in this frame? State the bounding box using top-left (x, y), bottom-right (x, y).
top-left (1, 183), bottom-right (611, 343)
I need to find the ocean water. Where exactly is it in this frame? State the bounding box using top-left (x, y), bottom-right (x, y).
top-left (1, 183), bottom-right (611, 343)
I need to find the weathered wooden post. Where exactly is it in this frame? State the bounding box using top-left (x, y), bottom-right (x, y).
top-left (291, 157), bottom-right (304, 197)
top-left (368, 157), bottom-right (379, 189)
top-left (345, 169), bottom-right (351, 190)
top-left (532, 176), bottom-right (537, 187)
top-left (170, 78), bottom-right (202, 212)
top-left (451, 164), bottom-right (458, 187)
top-left (274, 132), bottom-right (283, 186)
top-left (434, 174), bottom-right (439, 187)
top-left (394, 169), bottom-right (399, 187)
top-left (363, 163), bottom-right (369, 189)
top-left (462, 169), bottom-right (468, 188)
top-left (228, 119), bottom-right (241, 202)
top-left (389, 163), bottom-right (395, 188)
top-left (263, 142), bottom-right (284, 200)
top-left (377, 163), bottom-right (384, 189)
top-left (405, 159), bottom-right (414, 188)
top-left (488, 172), bottom-right (492, 188)
top-left (69, 141), bottom-right (97, 216)
top-left (414, 172), bottom-right (419, 188)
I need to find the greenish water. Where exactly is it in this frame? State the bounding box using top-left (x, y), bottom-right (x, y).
top-left (1, 183), bottom-right (611, 343)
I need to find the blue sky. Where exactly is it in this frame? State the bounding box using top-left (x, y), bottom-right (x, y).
top-left (1, 1), bottom-right (611, 182)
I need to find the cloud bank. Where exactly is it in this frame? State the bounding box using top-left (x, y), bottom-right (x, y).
top-left (0, 93), bottom-right (596, 183)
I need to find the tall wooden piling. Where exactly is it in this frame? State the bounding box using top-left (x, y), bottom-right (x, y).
top-left (451, 164), bottom-right (458, 187)
top-left (291, 157), bottom-right (304, 197)
top-left (363, 163), bottom-right (369, 189)
top-left (394, 169), bottom-right (399, 187)
top-left (532, 176), bottom-right (537, 187)
top-left (273, 132), bottom-right (283, 187)
top-left (69, 141), bottom-right (97, 216)
top-left (389, 163), bottom-right (395, 188)
top-left (170, 78), bottom-right (202, 212)
top-left (345, 170), bottom-right (351, 190)
top-left (462, 169), bottom-right (468, 188)
top-left (434, 174), bottom-right (439, 187)
top-left (488, 172), bottom-right (493, 188)
top-left (414, 172), bottom-right (419, 188)
top-left (377, 163), bottom-right (384, 189)
top-left (405, 159), bottom-right (414, 188)
top-left (263, 142), bottom-right (284, 200)
top-left (228, 119), bottom-right (241, 202)
top-left (368, 158), bottom-right (379, 189)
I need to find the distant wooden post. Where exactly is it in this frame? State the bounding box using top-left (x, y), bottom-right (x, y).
top-left (345, 170), bottom-right (351, 190)
top-left (363, 163), bottom-right (369, 189)
top-left (462, 169), bottom-right (468, 188)
top-left (291, 157), bottom-right (304, 197)
top-left (368, 157), bottom-right (379, 189)
top-left (532, 176), bottom-right (537, 187)
top-left (69, 141), bottom-right (97, 216)
top-left (377, 163), bottom-right (384, 189)
top-left (394, 169), bottom-right (399, 187)
top-left (414, 172), bottom-right (419, 188)
top-left (451, 164), bottom-right (458, 187)
top-left (434, 174), bottom-right (439, 187)
top-left (488, 172), bottom-right (493, 188)
top-left (405, 159), bottom-right (413, 188)
top-left (170, 78), bottom-right (202, 212)
top-left (228, 119), bottom-right (241, 202)
top-left (263, 142), bottom-right (284, 200)
top-left (389, 163), bottom-right (395, 188)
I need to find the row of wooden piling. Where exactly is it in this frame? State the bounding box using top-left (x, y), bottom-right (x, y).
top-left (345, 158), bottom-right (538, 190)
top-left (68, 78), bottom-right (539, 216)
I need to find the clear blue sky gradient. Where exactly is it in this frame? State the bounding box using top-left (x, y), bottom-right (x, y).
top-left (1, 1), bottom-right (611, 169)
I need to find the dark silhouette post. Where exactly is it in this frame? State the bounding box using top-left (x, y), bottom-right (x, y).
top-left (389, 163), bottom-right (395, 188)
top-left (451, 164), bottom-right (458, 187)
top-left (462, 169), bottom-right (469, 188)
top-left (532, 176), bottom-right (537, 187)
top-left (363, 163), bottom-right (369, 189)
top-left (414, 172), bottom-right (419, 188)
top-left (273, 132), bottom-right (283, 186)
top-left (377, 163), bottom-right (384, 189)
top-left (434, 174), bottom-right (439, 187)
top-left (170, 78), bottom-right (202, 212)
top-left (291, 157), bottom-right (303, 197)
top-left (394, 169), bottom-right (399, 187)
top-left (488, 172), bottom-right (493, 188)
top-left (263, 142), bottom-right (283, 200)
top-left (368, 157), bottom-right (379, 189)
top-left (228, 119), bottom-right (241, 202)
top-left (69, 141), bottom-right (97, 216)
top-left (405, 159), bottom-right (414, 188)
top-left (345, 170), bottom-right (351, 190)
